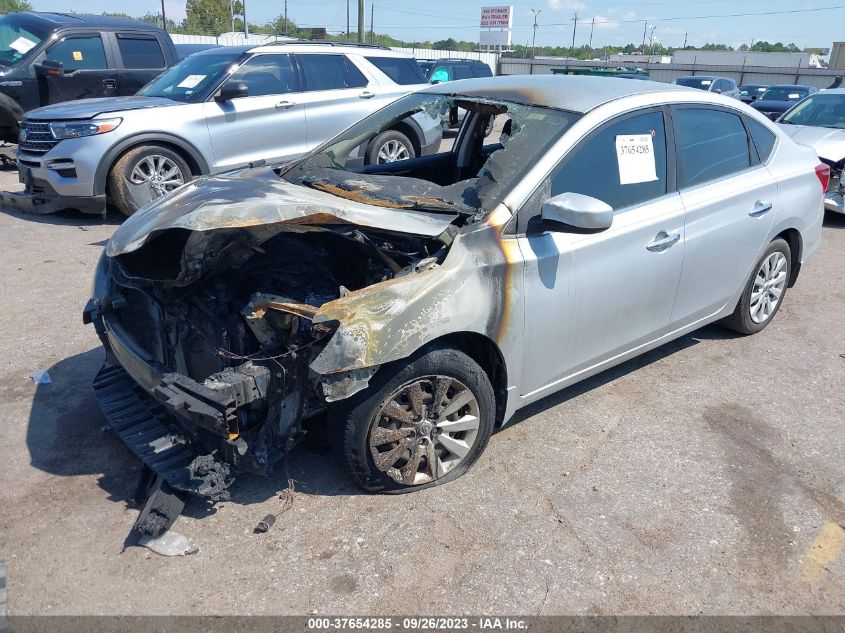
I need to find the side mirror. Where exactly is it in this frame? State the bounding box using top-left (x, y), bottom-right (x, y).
top-left (215, 80), bottom-right (249, 101)
top-left (540, 192), bottom-right (613, 231)
top-left (431, 79), bottom-right (442, 85)
top-left (35, 59), bottom-right (64, 77)
top-left (713, 88), bottom-right (722, 94)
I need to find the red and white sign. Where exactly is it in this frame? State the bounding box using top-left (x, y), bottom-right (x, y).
top-left (480, 6), bottom-right (513, 28)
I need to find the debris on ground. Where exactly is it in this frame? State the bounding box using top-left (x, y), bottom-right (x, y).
top-left (123, 469), bottom-right (188, 553)
top-left (254, 514), bottom-right (276, 533)
top-left (29, 369), bottom-right (51, 384)
top-left (138, 531), bottom-right (198, 557)
top-left (253, 476), bottom-right (296, 535)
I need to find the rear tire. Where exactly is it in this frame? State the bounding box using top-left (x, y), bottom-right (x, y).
top-left (721, 238), bottom-right (791, 335)
top-left (330, 345), bottom-right (495, 493)
top-left (108, 144), bottom-right (191, 216)
top-left (365, 130), bottom-right (415, 165)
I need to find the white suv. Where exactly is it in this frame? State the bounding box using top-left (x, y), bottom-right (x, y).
top-left (8, 42), bottom-right (442, 216)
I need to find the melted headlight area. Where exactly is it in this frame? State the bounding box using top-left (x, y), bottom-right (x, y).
top-left (106, 225), bottom-right (446, 484)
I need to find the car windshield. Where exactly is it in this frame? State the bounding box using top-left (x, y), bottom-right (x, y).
top-left (675, 77), bottom-right (714, 90)
top-left (741, 85), bottom-right (767, 94)
top-left (281, 92), bottom-right (580, 216)
top-left (0, 15), bottom-right (47, 66)
top-left (136, 50), bottom-right (241, 102)
top-left (780, 93), bottom-right (845, 129)
top-left (760, 87), bottom-right (809, 101)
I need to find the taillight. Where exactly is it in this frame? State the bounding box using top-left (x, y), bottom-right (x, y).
top-left (815, 163), bottom-right (831, 192)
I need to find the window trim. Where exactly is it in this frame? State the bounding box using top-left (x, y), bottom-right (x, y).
top-left (507, 105), bottom-right (675, 236)
top-left (669, 103), bottom-right (762, 192)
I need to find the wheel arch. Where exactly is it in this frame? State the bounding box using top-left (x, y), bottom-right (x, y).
top-left (774, 227), bottom-right (802, 287)
top-left (95, 133), bottom-right (210, 196)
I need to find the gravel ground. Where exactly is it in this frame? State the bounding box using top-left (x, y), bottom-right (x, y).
top-left (0, 166), bottom-right (843, 616)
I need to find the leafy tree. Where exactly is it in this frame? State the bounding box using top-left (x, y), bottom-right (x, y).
top-left (0, 0), bottom-right (33, 13)
top-left (185, 0), bottom-right (233, 35)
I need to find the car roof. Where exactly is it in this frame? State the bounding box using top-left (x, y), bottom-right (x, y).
top-left (246, 42), bottom-right (410, 57)
top-left (421, 75), bottom-right (685, 114)
top-left (19, 12), bottom-right (162, 29)
top-left (677, 75), bottom-right (720, 80)
top-left (769, 84), bottom-right (814, 89)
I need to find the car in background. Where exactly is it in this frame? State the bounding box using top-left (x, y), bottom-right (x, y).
top-left (2, 42), bottom-right (441, 216)
top-left (416, 58), bottom-right (436, 77)
top-left (85, 76), bottom-right (825, 502)
top-left (674, 75), bottom-right (741, 99)
top-left (740, 84), bottom-right (768, 103)
top-left (751, 85), bottom-right (817, 120)
top-left (175, 43), bottom-right (221, 59)
top-left (778, 88), bottom-right (845, 214)
top-left (0, 11), bottom-right (178, 143)
top-left (425, 58), bottom-right (493, 83)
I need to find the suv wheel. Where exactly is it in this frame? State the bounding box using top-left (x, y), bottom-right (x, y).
top-left (721, 238), bottom-right (791, 335)
top-left (330, 345), bottom-right (495, 493)
top-left (366, 130), bottom-right (415, 165)
top-left (109, 144), bottom-right (191, 216)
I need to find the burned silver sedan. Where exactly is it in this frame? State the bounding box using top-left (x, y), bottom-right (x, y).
top-left (85, 76), bottom-right (825, 502)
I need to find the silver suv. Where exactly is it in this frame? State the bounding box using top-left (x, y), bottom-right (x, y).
top-left (6, 42), bottom-right (441, 216)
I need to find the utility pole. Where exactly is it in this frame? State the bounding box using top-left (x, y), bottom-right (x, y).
top-left (530, 9), bottom-right (541, 59)
top-left (284, 0), bottom-right (288, 36)
top-left (649, 25), bottom-right (656, 57)
top-left (346, 0), bottom-right (350, 42)
top-left (230, 0), bottom-right (235, 33)
top-left (243, 0), bottom-right (248, 36)
top-left (370, 2), bottom-right (374, 44)
top-left (641, 21), bottom-right (647, 51)
top-left (570, 12), bottom-right (577, 58)
top-left (588, 16), bottom-right (595, 53)
top-left (683, 32), bottom-right (687, 49)
top-left (358, 0), bottom-right (365, 43)
top-left (160, 0), bottom-right (167, 30)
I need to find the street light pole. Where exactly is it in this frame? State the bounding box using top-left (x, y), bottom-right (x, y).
top-left (530, 9), bottom-right (541, 59)
top-left (347, 0), bottom-right (350, 42)
top-left (570, 12), bottom-right (577, 59)
top-left (358, 0), bottom-right (365, 44)
top-left (284, 0), bottom-right (288, 36)
top-left (160, 0), bottom-right (166, 30)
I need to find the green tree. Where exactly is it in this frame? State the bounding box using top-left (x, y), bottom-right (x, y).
top-left (0, 0), bottom-right (33, 13)
top-left (185, 0), bottom-right (232, 35)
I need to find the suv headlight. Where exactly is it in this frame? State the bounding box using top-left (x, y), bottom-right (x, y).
top-left (49, 118), bottom-right (122, 140)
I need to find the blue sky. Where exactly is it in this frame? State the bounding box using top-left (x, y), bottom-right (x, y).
top-left (29, 0), bottom-right (845, 50)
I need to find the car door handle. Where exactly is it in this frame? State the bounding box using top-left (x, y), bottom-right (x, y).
top-left (359, 91), bottom-right (375, 99)
top-left (275, 101), bottom-right (295, 110)
top-left (646, 232), bottom-right (681, 252)
top-left (748, 202), bottom-right (773, 217)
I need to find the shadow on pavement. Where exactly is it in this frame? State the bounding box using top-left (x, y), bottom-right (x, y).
top-left (823, 211), bottom-right (845, 230)
top-left (0, 205), bottom-right (123, 227)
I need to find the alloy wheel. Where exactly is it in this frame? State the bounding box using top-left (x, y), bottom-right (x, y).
top-left (376, 139), bottom-right (410, 164)
top-left (368, 376), bottom-right (481, 486)
top-left (749, 251), bottom-right (788, 324)
top-left (129, 155), bottom-right (186, 197)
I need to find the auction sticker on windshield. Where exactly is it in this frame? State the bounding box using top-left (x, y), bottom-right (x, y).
top-left (177, 75), bottom-right (206, 89)
top-left (9, 37), bottom-right (36, 54)
top-left (616, 133), bottom-right (657, 185)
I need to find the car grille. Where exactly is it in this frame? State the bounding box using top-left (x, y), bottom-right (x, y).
top-left (19, 120), bottom-right (59, 155)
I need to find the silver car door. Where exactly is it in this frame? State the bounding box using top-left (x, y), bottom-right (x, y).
top-left (294, 53), bottom-right (381, 150)
top-left (514, 108), bottom-right (685, 397)
top-left (669, 106), bottom-right (779, 328)
top-left (202, 53), bottom-right (307, 170)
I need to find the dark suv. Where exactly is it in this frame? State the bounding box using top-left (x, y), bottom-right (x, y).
top-left (424, 58), bottom-right (493, 83)
top-left (0, 12), bottom-right (178, 143)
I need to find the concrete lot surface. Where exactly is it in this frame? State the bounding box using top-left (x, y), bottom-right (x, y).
top-left (0, 166), bottom-right (843, 616)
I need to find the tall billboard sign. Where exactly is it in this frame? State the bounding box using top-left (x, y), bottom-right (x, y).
top-left (480, 5), bottom-right (513, 47)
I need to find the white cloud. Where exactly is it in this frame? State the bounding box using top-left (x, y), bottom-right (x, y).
top-left (164, 0), bottom-right (187, 22)
top-left (623, 11), bottom-right (637, 20)
top-left (548, 0), bottom-right (587, 11)
top-left (593, 15), bottom-right (619, 30)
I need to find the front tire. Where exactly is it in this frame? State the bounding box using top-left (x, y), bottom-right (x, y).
top-left (330, 346), bottom-right (495, 493)
top-left (108, 144), bottom-right (191, 216)
top-left (721, 238), bottom-right (791, 335)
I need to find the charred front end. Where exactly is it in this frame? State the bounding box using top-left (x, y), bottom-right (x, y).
top-left (85, 206), bottom-right (451, 499)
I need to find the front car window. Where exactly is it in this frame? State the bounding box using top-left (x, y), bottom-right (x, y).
top-left (675, 77), bottom-right (714, 91)
top-left (760, 87), bottom-right (809, 101)
top-left (280, 92), bottom-right (580, 216)
top-left (137, 50), bottom-right (241, 102)
top-left (674, 108), bottom-right (751, 188)
top-left (228, 54), bottom-right (300, 96)
top-left (780, 93), bottom-right (845, 129)
top-left (0, 15), bottom-right (46, 66)
top-left (47, 35), bottom-right (108, 71)
top-left (551, 110), bottom-right (667, 210)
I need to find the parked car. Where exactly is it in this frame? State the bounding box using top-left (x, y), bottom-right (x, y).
top-left (174, 43), bottom-right (221, 59)
top-left (751, 84), bottom-right (817, 120)
top-left (2, 42), bottom-right (440, 216)
top-left (740, 84), bottom-right (768, 103)
top-left (416, 58), bottom-right (436, 77)
top-left (778, 88), bottom-right (845, 214)
top-left (84, 76), bottom-right (825, 511)
top-left (674, 75), bottom-right (741, 99)
top-left (426, 58), bottom-right (493, 83)
top-left (0, 12), bottom-right (178, 143)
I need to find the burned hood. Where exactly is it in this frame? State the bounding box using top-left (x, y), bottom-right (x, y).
top-left (106, 166), bottom-right (460, 257)
top-left (779, 123), bottom-right (845, 162)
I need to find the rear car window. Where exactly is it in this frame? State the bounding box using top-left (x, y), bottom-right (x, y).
top-left (298, 54), bottom-right (367, 91)
top-left (674, 108), bottom-right (751, 188)
top-left (47, 35), bottom-right (107, 71)
top-left (552, 110), bottom-right (668, 210)
top-left (452, 65), bottom-right (473, 80)
top-left (366, 56), bottom-right (427, 85)
top-left (472, 64), bottom-right (493, 78)
top-left (745, 117), bottom-right (777, 162)
top-left (116, 35), bottom-right (165, 69)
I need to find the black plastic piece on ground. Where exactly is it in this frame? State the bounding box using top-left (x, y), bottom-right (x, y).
top-left (254, 514), bottom-right (276, 534)
top-left (124, 472), bottom-right (187, 549)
